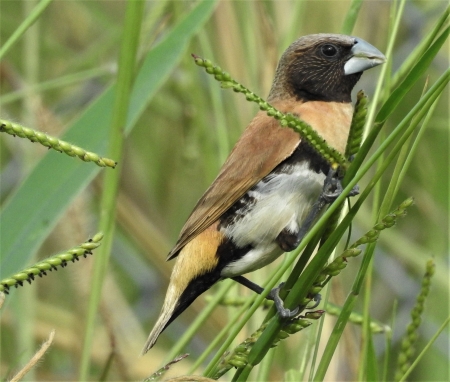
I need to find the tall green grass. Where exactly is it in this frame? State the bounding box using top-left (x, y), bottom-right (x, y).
top-left (0, 1), bottom-right (448, 381)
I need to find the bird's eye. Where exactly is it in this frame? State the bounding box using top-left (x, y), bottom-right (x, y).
top-left (321, 44), bottom-right (338, 57)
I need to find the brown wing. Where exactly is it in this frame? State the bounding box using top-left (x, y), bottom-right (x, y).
top-left (167, 105), bottom-right (302, 260)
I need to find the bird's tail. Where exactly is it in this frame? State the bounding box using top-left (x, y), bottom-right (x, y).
top-left (142, 225), bottom-right (223, 354)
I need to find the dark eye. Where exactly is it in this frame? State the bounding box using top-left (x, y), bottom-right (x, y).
top-left (321, 44), bottom-right (338, 57)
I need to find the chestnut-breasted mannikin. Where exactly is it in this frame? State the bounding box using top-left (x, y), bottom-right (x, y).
top-left (142, 34), bottom-right (385, 353)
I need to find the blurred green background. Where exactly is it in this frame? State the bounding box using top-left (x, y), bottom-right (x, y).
top-left (0, 0), bottom-right (448, 381)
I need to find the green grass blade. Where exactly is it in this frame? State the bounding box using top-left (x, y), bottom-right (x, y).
top-left (0, 0), bottom-right (218, 280)
top-left (345, 51), bottom-right (449, 185)
top-left (366, 334), bottom-right (379, 381)
top-left (78, 0), bottom-right (144, 379)
top-left (376, 26), bottom-right (449, 124)
top-left (346, 0), bottom-right (406, 181)
top-left (340, 0), bottom-right (364, 35)
top-left (0, 0), bottom-right (53, 61)
top-left (125, 1), bottom-right (218, 132)
top-left (389, 5), bottom-right (449, 90)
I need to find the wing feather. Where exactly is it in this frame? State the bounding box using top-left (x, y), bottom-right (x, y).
top-left (167, 106), bottom-right (301, 260)
top-left (167, 99), bottom-right (354, 260)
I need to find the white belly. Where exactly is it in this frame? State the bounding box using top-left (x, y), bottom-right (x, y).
top-left (220, 161), bottom-right (325, 277)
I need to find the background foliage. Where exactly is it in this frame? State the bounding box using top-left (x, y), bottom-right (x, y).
top-left (0, 0), bottom-right (448, 381)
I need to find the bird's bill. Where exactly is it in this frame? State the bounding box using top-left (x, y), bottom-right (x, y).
top-left (344, 38), bottom-right (386, 75)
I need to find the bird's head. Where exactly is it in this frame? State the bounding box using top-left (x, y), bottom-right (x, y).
top-left (268, 34), bottom-right (386, 103)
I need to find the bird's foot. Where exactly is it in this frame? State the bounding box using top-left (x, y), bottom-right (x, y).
top-left (268, 284), bottom-right (323, 318)
top-left (321, 168), bottom-right (359, 203)
top-left (268, 282), bottom-right (299, 318)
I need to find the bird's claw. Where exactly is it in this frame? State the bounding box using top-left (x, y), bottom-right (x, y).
top-left (321, 169), bottom-right (359, 203)
top-left (306, 293), bottom-right (322, 309)
top-left (269, 282), bottom-right (300, 319)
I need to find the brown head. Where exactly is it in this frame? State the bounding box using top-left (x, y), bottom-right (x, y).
top-left (268, 34), bottom-right (385, 103)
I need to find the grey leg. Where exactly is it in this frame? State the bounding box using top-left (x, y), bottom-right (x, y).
top-left (232, 276), bottom-right (299, 318)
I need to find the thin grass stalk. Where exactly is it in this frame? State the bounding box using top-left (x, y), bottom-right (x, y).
top-left (368, 0), bottom-right (398, 213)
top-left (349, 0), bottom-right (406, 175)
top-left (193, 292), bottom-right (258, 375)
top-left (360, 81), bottom-right (438, 378)
top-left (359, 191), bottom-right (381, 379)
top-left (389, 6), bottom-right (449, 91)
top-left (382, 0), bottom-right (396, 101)
top-left (15, 2), bottom-right (41, 378)
top-left (307, 276), bottom-right (333, 381)
top-left (281, 1), bottom-right (305, 53)
top-left (340, 0), bottom-right (364, 35)
top-left (197, 33), bottom-right (230, 165)
top-left (348, 24), bottom-right (450, 184)
top-left (78, 2), bottom-right (145, 380)
top-left (362, 0), bottom-right (406, 134)
top-left (359, 163), bottom-right (383, 380)
top-left (0, 67), bottom-right (111, 105)
top-left (225, 233), bottom-right (326, 380)
top-left (9, 330), bottom-right (55, 382)
top-left (378, 78), bottom-right (430, 221)
top-left (376, 26), bottom-right (449, 125)
top-left (285, 369), bottom-right (302, 382)
top-left (234, 2), bottom-right (258, 88)
top-left (203, 255), bottom-right (292, 377)
top-left (357, 29), bottom-right (395, 370)
top-left (397, 316), bottom-right (450, 382)
top-left (315, 241), bottom-right (376, 382)
top-left (300, 321), bottom-right (318, 381)
top-left (358, 116), bottom-right (388, 378)
top-left (382, 300), bottom-right (397, 382)
top-left (255, 346), bottom-right (275, 381)
top-left (314, 202), bottom-right (413, 381)
top-left (0, 0), bottom-right (53, 61)
top-left (230, 221), bottom-right (344, 380)
top-left (391, 94), bottom-right (439, 199)
top-left (138, 0), bottom-right (170, 59)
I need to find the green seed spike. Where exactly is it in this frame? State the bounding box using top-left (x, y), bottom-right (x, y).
top-left (325, 303), bottom-right (388, 333)
top-left (0, 232), bottom-right (104, 294)
top-left (394, 259), bottom-right (435, 381)
top-left (345, 90), bottom-right (368, 158)
top-left (349, 197), bottom-right (414, 249)
top-left (317, 198), bottom-right (414, 286)
top-left (192, 54), bottom-right (347, 169)
top-left (213, 316), bottom-right (314, 379)
top-left (143, 354), bottom-right (190, 382)
top-left (0, 120), bottom-right (117, 169)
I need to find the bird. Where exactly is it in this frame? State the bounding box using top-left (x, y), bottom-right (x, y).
top-left (142, 33), bottom-right (385, 353)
